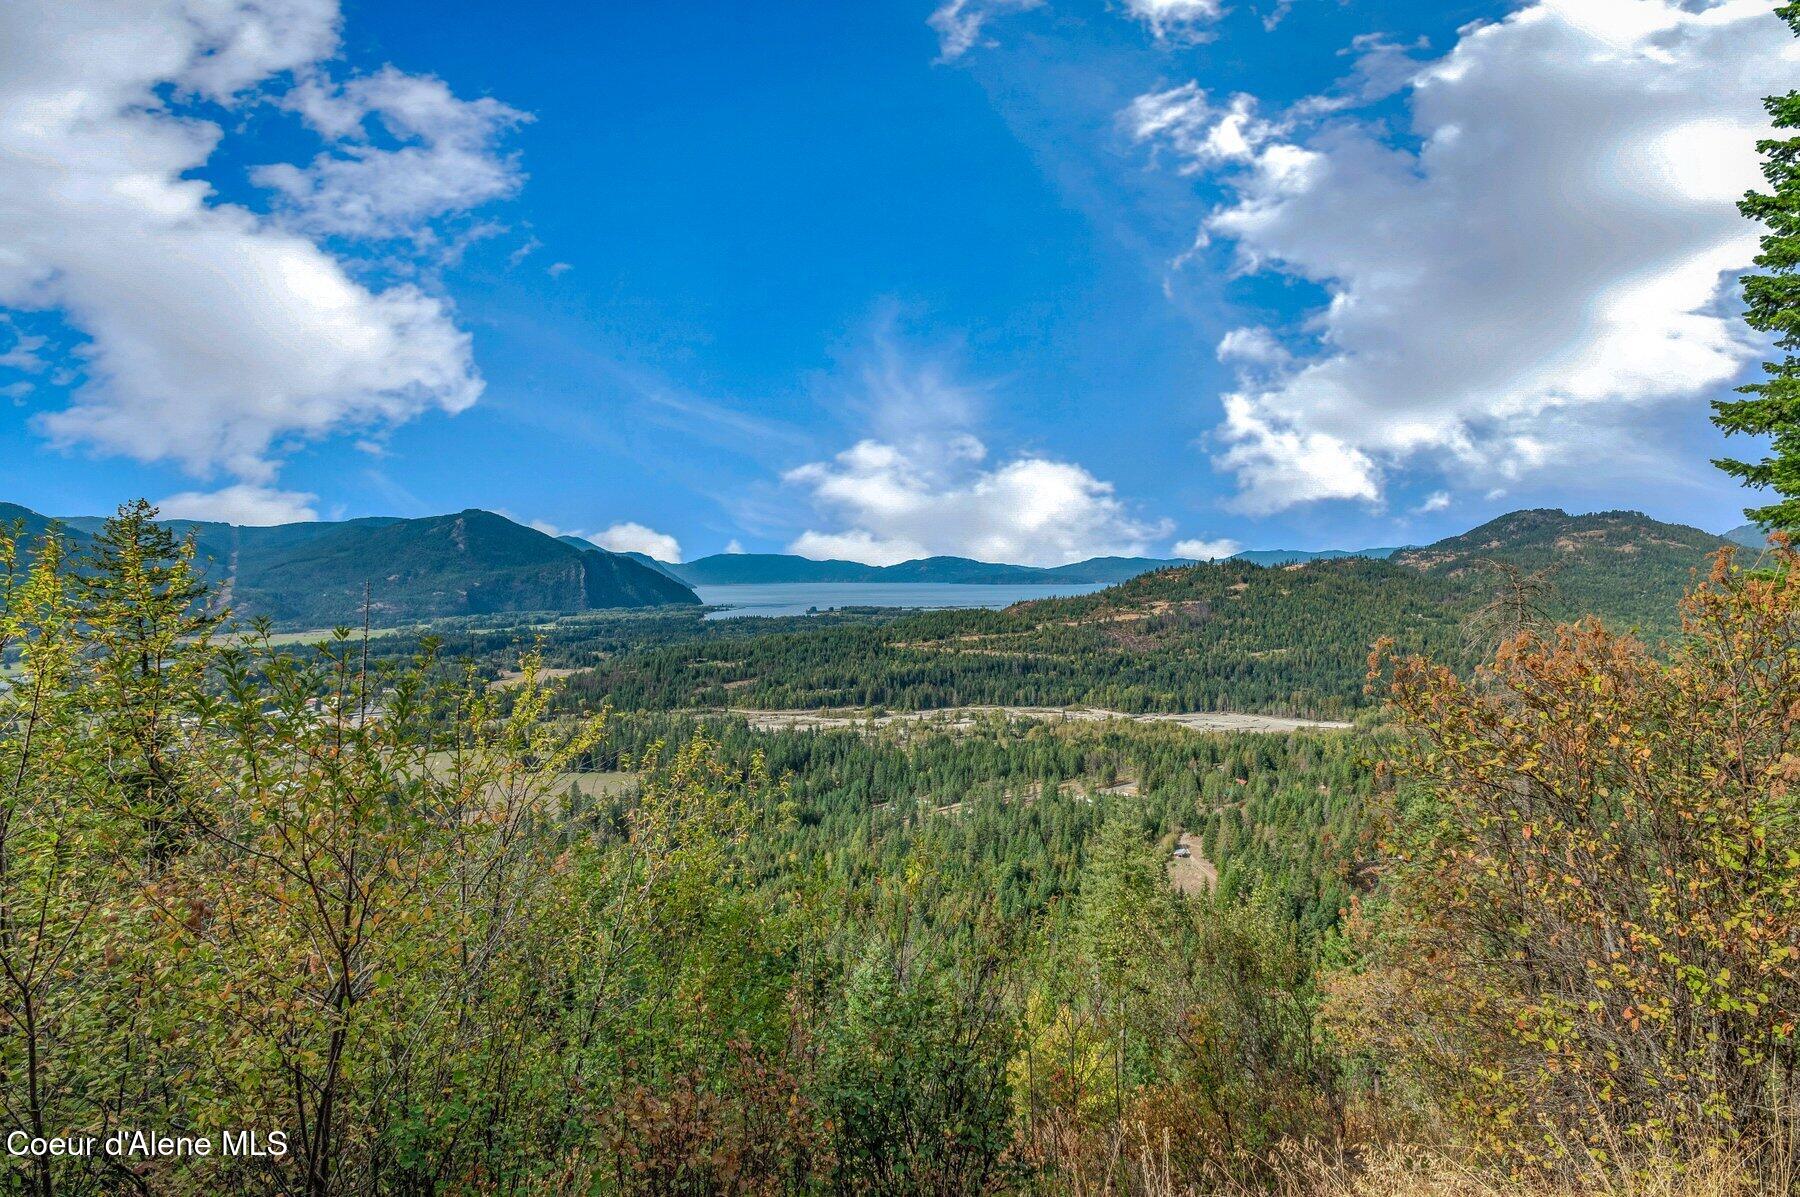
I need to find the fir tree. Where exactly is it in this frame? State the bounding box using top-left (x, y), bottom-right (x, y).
top-left (76, 499), bottom-right (217, 855)
top-left (1714, 4), bottom-right (1800, 530)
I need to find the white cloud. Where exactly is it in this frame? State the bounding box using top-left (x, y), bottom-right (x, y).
top-left (1128, 85), bottom-right (1280, 169)
top-left (1132, 0), bottom-right (1796, 512)
top-left (786, 437), bottom-right (1170, 566)
top-left (592, 521), bottom-right (683, 563)
top-left (256, 67), bottom-right (527, 238)
top-left (1172, 536), bottom-right (1241, 560)
top-left (1215, 394), bottom-right (1379, 513)
top-left (156, 484), bottom-right (320, 526)
top-left (928, 0), bottom-right (1043, 61)
top-left (1, 0), bottom-right (522, 490)
top-left (1215, 326), bottom-right (1290, 366)
top-left (723, 539), bottom-right (746, 554)
top-left (0, 321), bottom-right (48, 372)
top-left (1124, 0), bottom-right (1225, 43)
top-left (786, 323), bottom-right (1170, 565)
top-left (1415, 490), bottom-right (1451, 514)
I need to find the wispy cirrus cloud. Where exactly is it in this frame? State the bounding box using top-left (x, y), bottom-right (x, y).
top-left (1124, 0), bottom-right (1225, 43)
top-left (928, 0), bottom-right (1044, 61)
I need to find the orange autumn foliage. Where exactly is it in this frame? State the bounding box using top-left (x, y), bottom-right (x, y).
top-left (1347, 545), bottom-right (1800, 1184)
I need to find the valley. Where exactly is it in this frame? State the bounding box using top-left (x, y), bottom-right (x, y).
top-left (1, 497), bottom-right (1784, 1196)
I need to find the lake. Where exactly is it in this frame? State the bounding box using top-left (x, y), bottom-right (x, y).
top-left (693, 581), bottom-right (1109, 620)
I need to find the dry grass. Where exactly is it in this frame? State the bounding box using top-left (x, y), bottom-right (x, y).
top-left (1127, 1143), bottom-right (1769, 1197)
top-left (1056, 1126), bottom-right (1786, 1197)
top-left (1245, 1147), bottom-right (1761, 1197)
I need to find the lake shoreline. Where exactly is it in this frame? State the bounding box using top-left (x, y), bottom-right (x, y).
top-left (693, 580), bottom-right (1110, 619)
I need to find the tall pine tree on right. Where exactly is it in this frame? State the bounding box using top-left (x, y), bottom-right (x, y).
top-left (1715, 4), bottom-right (1800, 532)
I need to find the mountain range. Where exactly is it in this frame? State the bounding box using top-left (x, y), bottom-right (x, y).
top-left (567, 511), bottom-right (1755, 586)
top-left (3, 504), bottom-right (699, 626)
top-left (1042, 507), bottom-right (1736, 637)
top-left (3, 501), bottom-right (1759, 631)
top-left (570, 508), bottom-right (1746, 720)
top-left (1724, 523), bottom-right (1776, 549)
top-left (553, 545), bottom-right (1202, 586)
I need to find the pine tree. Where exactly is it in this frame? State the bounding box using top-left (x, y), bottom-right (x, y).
top-left (1714, 4), bottom-right (1800, 531)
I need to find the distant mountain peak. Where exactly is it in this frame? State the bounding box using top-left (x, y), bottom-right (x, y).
top-left (664, 551), bottom-right (1193, 586)
top-left (1, 502), bottom-right (698, 625)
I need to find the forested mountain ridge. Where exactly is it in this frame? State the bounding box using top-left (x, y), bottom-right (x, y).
top-left (1005, 508), bottom-right (1724, 635)
top-left (1391, 507), bottom-right (1725, 565)
top-left (0, 502), bottom-right (93, 551)
top-left (554, 538), bottom-right (693, 584)
top-left (1724, 521), bottom-right (1776, 548)
top-left (561, 508), bottom-right (1736, 718)
top-left (1388, 507), bottom-right (1731, 629)
top-left (9, 504), bottom-right (700, 624)
top-left (207, 509), bottom-right (699, 623)
top-left (561, 555), bottom-right (1471, 718)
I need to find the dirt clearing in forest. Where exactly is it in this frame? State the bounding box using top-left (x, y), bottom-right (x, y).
top-left (1167, 833), bottom-right (1219, 894)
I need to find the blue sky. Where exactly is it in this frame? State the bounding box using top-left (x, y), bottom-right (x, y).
top-left (0, 0), bottom-right (1790, 562)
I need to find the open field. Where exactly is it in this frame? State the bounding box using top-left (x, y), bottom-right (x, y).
top-left (419, 750), bottom-right (638, 801)
top-left (488, 666), bottom-right (582, 689)
top-left (722, 704), bottom-right (1352, 735)
top-left (218, 624), bottom-right (414, 647)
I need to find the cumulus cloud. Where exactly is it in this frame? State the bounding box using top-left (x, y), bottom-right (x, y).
top-left (1129, 85), bottom-right (1280, 170)
top-left (1415, 490), bottom-right (1451, 514)
top-left (928, 0), bottom-right (1043, 61)
top-left (156, 484), bottom-right (320, 526)
top-left (1, 0), bottom-right (523, 492)
top-left (256, 66), bottom-right (528, 239)
top-left (786, 323), bottom-right (1170, 565)
top-left (1131, 0), bottom-right (1797, 512)
top-left (592, 522), bottom-right (683, 563)
top-left (1123, 0), bottom-right (1225, 43)
top-left (1172, 536), bottom-right (1241, 560)
top-left (786, 437), bottom-right (1170, 566)
top-left (1215, 326), bottom-right (1290, 366)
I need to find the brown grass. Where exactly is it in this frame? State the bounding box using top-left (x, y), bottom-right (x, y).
top-left (1087, 1139), bottom-right (1770, 1197)
top-left (1055, 1126), bottom-right (1786, 1197)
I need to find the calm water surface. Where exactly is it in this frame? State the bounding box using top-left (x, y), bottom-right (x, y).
top-left (693, 582), bottom-right (1108, 620)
